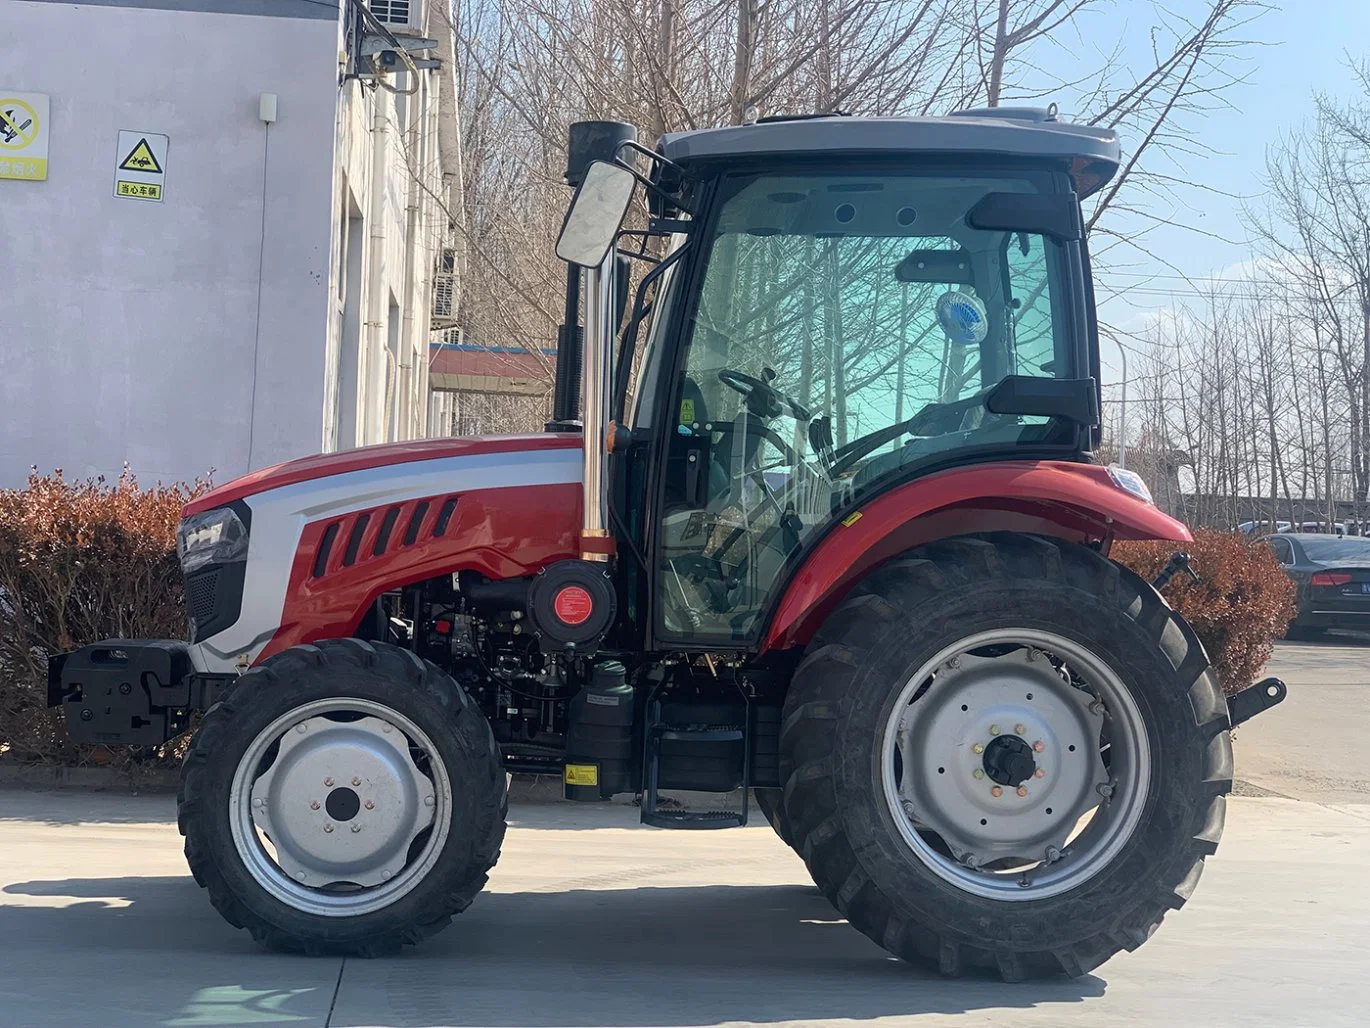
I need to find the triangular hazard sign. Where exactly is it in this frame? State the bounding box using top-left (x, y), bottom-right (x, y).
top-left (118, 138), bottom-right (162, 174)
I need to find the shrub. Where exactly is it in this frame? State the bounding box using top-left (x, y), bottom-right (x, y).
top-left (0, 467), bottom-right (209, 769)
top-left (1112, 528), bottom-right (1296, 696)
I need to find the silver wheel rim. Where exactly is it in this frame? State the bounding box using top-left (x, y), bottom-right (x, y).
top-left (229, 697), bottom-right (452, 917)
top-left (880, 628), bottom-right (1151, 900)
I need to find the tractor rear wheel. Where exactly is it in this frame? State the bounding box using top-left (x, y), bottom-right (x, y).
top-left (779, 533), bottom-right (1231, 981)
top-left (178, 638), bottom-right (506, 955)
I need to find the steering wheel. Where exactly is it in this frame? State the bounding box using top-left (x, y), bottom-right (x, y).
top-left (827, 385), bottom-right (1001, 479)
top-left (718, 368), bottom-right (812, 422)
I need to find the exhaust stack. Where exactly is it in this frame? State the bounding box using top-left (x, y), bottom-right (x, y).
top-left (560, 120), bottom-right (636, 561)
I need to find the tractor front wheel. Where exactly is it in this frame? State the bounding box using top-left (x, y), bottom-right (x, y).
top-left (779, 533), bottom-right (1231, 980)
top-left (178, 638), bottom-right (506, 955)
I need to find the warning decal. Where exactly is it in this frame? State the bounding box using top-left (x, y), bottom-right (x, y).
top-left (113, 130), bottom-right (169, 203)
top-left (118, 138), bottom-right (163, 174)
top-left (0, 92), bottom-right (51, 181)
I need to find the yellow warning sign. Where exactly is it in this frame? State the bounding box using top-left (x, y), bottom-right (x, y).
top-left (112, 130), bottom-right (168, 203)
top-left (116, 181), bottom-right (162, 200)
top-left (841, 510), bottom-right (863, 527)
top-left (0, 93), bottom-right (50, 181)
top-left (679, 399), bottom-right (695, 424)
top-left (118, 137), bottom-right (162, 174)
top-left (564, 763), bottom-right (599, 786)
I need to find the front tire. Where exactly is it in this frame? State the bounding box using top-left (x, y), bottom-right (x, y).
top-left (178, 638), bottom-right (506, 955)
top-left (779, 534), bottom-right (1231, 980)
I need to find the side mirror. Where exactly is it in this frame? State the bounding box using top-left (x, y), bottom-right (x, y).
top-left (556, 161), bottom-right (636, 267)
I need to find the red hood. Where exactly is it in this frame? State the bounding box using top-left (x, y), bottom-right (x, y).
top-left (184, 434), bottom-right (582, 516)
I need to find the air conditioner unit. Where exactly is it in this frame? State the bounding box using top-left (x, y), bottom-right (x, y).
top-left (368, 0), bottom-right (424, 35)
top-left (432, 272), bottom-right (458, 327)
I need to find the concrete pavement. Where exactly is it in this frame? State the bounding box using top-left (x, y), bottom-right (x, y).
top-left (1, 639), bottom-right (1367, 1028)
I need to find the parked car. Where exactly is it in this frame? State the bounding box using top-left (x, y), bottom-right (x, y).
top-left (1265, 532), bottom-right (1370, 636)
top-left (1240, 519), bottom-right (1291, 535)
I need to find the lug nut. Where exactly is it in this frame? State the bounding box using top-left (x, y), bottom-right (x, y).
top-left (1016, 786), bottom-right (1029, 797)
top-left (946, 656), bottom-right (961, 669)
top-left (991, 786), bottom-right (1003, 798)
top-left (972, 769), bottom-right (985, 780)
top-left (381, 869), bottom-right (393, 880)
top-left (295, 871), bottom-right (308, 881)
top-left (352, 777), bottom-right (362, 787)
top-left (381, 724), bottom-right (392, 734)
top-left (902, 799), bottom-right (917, 816)
top-left (972, 742), bottom-right (984, 754)
top-left (1045, 845), bottom-right (1061, 863)
top-left (1015, 724), bottom-right (1026, 735)
top-left (351, 824), bottom-right (362, 833)
top-left (423, 796), bottom-right (435, 807)
top-left (253, 797), bottom-right (265, 808)
top-left (1033, 741), bottom-right (1045, 753)
top-left (295, 724), bottom-right (307, 734)
top-left (1034, 768), bottom-right (1045, 779)
top-left (989, 724), bottom-right (1000, 735)
top-left (309, 800), bottom-right (320, 810)
top-left (1097, 783), bottom-right (1114, 798)
top-left (364, 800), bottom-right (375, 810)
top-left (964, 854), bottom-right (980, 869)
top-left (324, 823), bottom-right (334, 833)
top-left (324, 777), bottom-right (334, 787)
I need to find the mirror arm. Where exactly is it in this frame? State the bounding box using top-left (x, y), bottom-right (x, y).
top-left (612, 242), bottom-right (691, 423)
top-left (610, 142), bottom-right (696, 216)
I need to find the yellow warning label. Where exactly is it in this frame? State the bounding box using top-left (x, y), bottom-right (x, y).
top-left (564, 763), bottom-right (599, 786)
top-left (116, 180), bottom-right (162, 200)
top-left (118, 138), bottom-right (163, 173)
top-left (841, 510), bottom-right (863, 527)
top-left (679, 399), bottom-right (695, 424)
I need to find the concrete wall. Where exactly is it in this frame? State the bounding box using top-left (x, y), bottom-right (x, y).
top-left (1, 0), bottom-right (339, 487)
top-left (1, 0), bottom-right (451, 490)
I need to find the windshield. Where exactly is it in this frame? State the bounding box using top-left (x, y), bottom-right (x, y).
top-left (679, 170), bottom-right (1078, 500)
top-left (656, 168), bottom-right (1085, 642)
top-left (1301, 536), bottom-right (1370, 562)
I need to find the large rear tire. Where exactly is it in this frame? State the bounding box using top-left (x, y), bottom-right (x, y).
top-left (779, 533), bottom-right (1231, 981)
top-left (178, 638), bottom-right (506, 955)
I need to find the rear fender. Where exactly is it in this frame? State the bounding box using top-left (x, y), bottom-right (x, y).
top-left (761, 460), bottom-right (1190, 653)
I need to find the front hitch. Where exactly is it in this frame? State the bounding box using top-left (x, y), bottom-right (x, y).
top-left (1227, 677), bottom-right (1287, 728)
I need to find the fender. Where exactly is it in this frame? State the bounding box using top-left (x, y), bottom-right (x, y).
top-left (761, 459), bottom-right (1190, 653)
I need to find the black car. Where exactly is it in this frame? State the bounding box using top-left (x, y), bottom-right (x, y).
top-left (1266, 532), bottom-right (1370, 636)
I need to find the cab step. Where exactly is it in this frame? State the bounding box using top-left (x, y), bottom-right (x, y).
top-left (640, 699), bottom-right (751, 830)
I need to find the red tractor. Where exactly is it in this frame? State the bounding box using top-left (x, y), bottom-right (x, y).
top-left (50, 108), bottom-right (1284, 979)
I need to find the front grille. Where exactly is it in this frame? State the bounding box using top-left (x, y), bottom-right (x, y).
top-left (185, 564), bottom-right (245, 643)
top-left (187, 569), bottom-right (220, 625)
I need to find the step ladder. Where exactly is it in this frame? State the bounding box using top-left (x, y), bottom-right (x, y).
top-left (639, 695), bottom-right (752, 829)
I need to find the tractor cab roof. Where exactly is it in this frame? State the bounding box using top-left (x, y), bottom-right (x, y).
top-left (657, 107), bottom-right (1120, 197)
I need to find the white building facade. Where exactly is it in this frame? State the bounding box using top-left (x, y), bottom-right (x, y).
top-left (1, 0), bottom-right (459, 488)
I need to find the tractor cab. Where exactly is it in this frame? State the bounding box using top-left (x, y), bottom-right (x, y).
top-left (553, 110), bottom-right (1113, 647)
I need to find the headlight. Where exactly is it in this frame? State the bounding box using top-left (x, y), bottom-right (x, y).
top-left (1106, 464), bottom-right (1154, 505)
top-left (177, 508), bottom-right (248, 573)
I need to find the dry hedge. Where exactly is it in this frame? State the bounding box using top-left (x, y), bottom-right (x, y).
top-left (1113, 528), bottom-right (1296, 696)
top-left (1, 470), bottom-right (1293, 768)
top-left (0, 468), bottom-right (208, 770)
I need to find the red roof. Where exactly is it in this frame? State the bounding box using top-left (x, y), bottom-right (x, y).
top-left (428, 345), bottom-right (554, 382)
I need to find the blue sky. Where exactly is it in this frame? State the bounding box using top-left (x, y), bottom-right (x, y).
top-left (1024, 0), bottom-right (1370, 383)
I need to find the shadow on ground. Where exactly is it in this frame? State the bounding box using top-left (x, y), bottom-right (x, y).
top-left (2, 875), bottom-right (1104, 1026)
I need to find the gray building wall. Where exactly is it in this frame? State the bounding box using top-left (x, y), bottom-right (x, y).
top-left (2, 0), bottom-right (340, 486)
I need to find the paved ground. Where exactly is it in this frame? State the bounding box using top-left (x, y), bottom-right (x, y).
top-left (1, 638), bottom-right (1367, 1028)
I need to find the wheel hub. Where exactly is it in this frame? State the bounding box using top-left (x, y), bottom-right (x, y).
top-left (248, 714), bottom-right (435, 888)
top-left (982, 734), bottom-right (1036, 786)
top-left (891, 642), bottom-right (1116, 875)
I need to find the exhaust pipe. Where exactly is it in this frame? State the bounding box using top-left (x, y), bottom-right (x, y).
top-left (580, 251), bottom-right (615, 561)
top-left (561, 120), bottom-right (636, 562)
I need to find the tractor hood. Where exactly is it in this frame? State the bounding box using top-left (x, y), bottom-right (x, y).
top-left (184, 435), bottom-right (583, 516)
